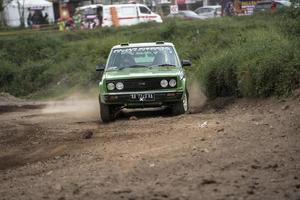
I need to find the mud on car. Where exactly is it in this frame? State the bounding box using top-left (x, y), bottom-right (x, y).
top-left (96, 42), bottom-right (191, 122)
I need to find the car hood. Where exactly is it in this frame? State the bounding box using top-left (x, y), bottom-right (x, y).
top-left (104, 67), bottom-right (181, 80)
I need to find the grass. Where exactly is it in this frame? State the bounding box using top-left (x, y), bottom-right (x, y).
top-left (0, 8), bottom-right (299, 99)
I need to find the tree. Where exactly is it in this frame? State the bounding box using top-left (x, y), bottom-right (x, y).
top-left (17, 0), bottom-right (25, 27)
top-left (0, 0), bottom-right (13, 27)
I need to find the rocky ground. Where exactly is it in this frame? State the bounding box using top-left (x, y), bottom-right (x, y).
top-left (0, 92), bottom-right (299, 200)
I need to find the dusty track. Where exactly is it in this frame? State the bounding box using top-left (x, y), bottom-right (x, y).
top-left (0, 95), bottom-right (300, 200)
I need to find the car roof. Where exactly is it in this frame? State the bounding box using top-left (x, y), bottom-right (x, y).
top-left (198, 5), bottom-right (221, 9)
top-left (256, 0), bottom-right (290, 4)
top-left (77, 3), bottom-right (149, 10)
top-left (113, 3), bottom-right (148, 7)
top-left (112, 42), bottom-right (175, 49)
top-left (76, 4), bottom-right (102, 10)
top-left (255, 0), bottom-right (291, 6)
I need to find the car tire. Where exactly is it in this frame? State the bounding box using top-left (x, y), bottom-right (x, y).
top-left (171, 91), bottom-right (189, 115)
top-left (100, 102), bottom-right (115, 123)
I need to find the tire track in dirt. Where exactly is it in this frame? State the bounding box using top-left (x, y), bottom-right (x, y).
top-left (0, 94), bottom-right (299, 200)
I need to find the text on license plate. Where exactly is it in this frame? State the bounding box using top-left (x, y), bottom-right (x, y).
top-left (131, 93), bottom-right (154, 101)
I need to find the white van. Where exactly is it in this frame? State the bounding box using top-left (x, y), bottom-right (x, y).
top-left (76, 4), bottom-right (162, 27)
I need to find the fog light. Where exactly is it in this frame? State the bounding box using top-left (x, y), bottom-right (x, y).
top-left (167, 93), bottom-right (176, 97)
top-left (109, 96), bottom-right (118, 100)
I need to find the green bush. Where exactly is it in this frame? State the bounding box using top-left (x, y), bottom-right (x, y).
top-left (195, 12), bottom-right (300, 98)
top-left (0, 60), bottom-right (17, 92)
top-left (0, 10), bottom-right (299, 99)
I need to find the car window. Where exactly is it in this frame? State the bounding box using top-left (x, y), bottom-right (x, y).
top-left (276, 2), bottom-right (285, 8)
top-left (118, 6), bottom-right (136, 16)
top-left (202, 8), bottom-right (209, 13)
top-left (178, 12), bottom-right (185, 16)
top-left (79, 7), bottom-right (97, 16)
top-left (184, 11), bottom-right (198, 17)
top-left (139, 6), bottom-right (151, 14)
top-left (255, 2), bottom-right (271, 9)
top-left (133, 52), bottom-right (155, 63)
top-left (195, 8), bottom-right (205, 14)
top-left (107, 46), bottom-right (180, 70)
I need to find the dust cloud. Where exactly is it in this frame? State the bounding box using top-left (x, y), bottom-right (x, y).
top-left (42, 91), bottom-right (99, 119)
top-left (188, 80), bottom-right (207, 113)
top-left (41, 82), bottom-right (207, 118)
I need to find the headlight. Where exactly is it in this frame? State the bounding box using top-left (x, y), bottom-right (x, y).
top-left (169, 79), bottom-right (177, 87)
top-left (107, 82), bottom-right (115, 91)
top-left (179, 71), bottom-right (184, 80)
top-left (116, 82), bottom-right (124, 90)
top-left (160, 79), bottom-right (168, 88)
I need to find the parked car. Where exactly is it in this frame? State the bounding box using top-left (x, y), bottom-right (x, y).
top-left (167, 10), bottom-right (206, 20)
top-left (96, 42), bottom-right (191, 122)
top-left (253, 0), bottom-right (291, 12)
top-left (76, 4), bottom-right (162, 28)
top-left (194, 5), bottom-right (222, 19)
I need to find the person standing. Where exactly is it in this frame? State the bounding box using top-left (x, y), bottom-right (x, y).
top-left (271, 0), bottom-right (277, 12)
top-left (43, 12), bottom-right (49, 24)
top-left (27, 12), bottom-right (33, 27)
top-left (57, 18), bottom-right (65, 31)
top-left (65, 17), bottom-right (74, 31)
top-left (73, 12), bottom-right (82, 30)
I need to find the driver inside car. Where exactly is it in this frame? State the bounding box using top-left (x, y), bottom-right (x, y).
top-left (120, 53), bottom-right (135, 68)
top-left (152, 52), bottom-right (165, 66)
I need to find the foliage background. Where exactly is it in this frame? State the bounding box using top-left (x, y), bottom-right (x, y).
top-left (0, 9), bottom-right (299, 99)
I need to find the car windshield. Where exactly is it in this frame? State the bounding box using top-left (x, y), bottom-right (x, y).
top-left (107, 46), bottom-right (180, 70)
top-left (78, 7), bottom-right (97, 16)
top-left (195, 8), bottom-right (204, 14)
top-left (255, 2), bottom-right (272, 9)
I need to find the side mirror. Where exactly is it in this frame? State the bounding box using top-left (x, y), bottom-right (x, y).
top-left (96, 64), bottom-right (105, 71)
top-left (181, 60), bottom-right (192, 67)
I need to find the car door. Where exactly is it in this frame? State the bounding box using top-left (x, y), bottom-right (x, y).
top-left (138, 5), bottom-right (152, 23)
top-left (177, 12), bottom-right (186, 19)
top-left (195, 7), bottom-right (205, 15)
top-left (196, 8), bottom-right (211, 18)
top-left (200, 8), bottom-right (213, 18)
top-left (118, 6), bottom-right (137, 26)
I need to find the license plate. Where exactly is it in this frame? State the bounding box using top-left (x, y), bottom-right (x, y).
top-left (130, 93), bottom-right (154, 101)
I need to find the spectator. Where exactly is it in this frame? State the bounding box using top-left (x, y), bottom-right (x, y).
top-left (65, 17), bottom-right (74, 31)
top-left (73, 13), bottom-right (82, 30)
top-left (57, 18), bottom-right (65, 31)
top-left (40, 12), bottom-right (49, 25)
top-left (31, 11), bottom-right (40, 25)
top-left (27, 12), bottom-right (32, 27)
top-left (271, 1), bottom-right (277, 12)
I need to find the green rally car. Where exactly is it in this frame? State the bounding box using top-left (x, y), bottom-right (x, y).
top-left (96, 41), bottom-right (191, 122)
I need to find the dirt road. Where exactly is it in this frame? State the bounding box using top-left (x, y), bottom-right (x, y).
top-left (0, 93), bottom-right (300, 200)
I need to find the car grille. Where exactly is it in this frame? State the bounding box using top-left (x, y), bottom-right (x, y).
top-left (107, 77), bottom-right (177, 92)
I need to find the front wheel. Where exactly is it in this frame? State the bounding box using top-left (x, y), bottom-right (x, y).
top-left (171, 92), bottom-right (189, 115)
top-left (100, 102), bottom-right (115, 123)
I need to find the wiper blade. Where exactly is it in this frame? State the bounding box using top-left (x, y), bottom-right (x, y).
top-left (118, 65), bottom-right (148, 70)
top-left (157, 64), bottom-right (176, 67)
top-left (106, 66), bottom-right (118, 71)
top-left (128, 64), bottom-right (148, 68)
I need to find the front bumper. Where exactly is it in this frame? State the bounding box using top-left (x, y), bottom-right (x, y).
top-left (101, 91), bottom-right (183, 106)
